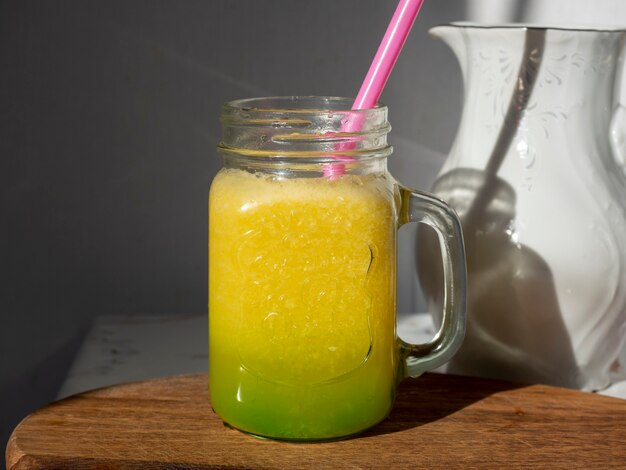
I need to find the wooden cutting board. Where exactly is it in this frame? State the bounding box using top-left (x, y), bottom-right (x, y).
top-left (7, 373), bottom-right (626, 469)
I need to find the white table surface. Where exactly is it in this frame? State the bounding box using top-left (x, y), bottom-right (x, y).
top-left (57, 313), bottom-right (626, 400)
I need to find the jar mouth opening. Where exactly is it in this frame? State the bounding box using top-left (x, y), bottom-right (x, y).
top-left (222, 96), bottom-right (387, 116)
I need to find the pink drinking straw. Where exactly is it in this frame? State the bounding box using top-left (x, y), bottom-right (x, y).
top-left (324, 0), bottom-right (425, 178)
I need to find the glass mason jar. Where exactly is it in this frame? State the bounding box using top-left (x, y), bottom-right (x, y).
top-left (208, 96), bottom-right (467, 441)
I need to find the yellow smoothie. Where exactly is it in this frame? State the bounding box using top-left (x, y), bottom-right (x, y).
top-left (209, 168), bottom-right (399, 440)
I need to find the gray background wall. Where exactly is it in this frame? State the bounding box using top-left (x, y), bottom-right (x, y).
top-left (2, 0), bottom-right (625, 457)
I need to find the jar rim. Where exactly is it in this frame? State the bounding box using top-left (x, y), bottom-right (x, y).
top-left (222, 96), bottom-right (387, 118)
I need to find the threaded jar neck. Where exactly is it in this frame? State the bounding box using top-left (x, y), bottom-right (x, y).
top-left (218, 96), bottom-right (392, 160)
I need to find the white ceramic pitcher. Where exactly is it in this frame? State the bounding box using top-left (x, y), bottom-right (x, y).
top-left (419, 23), bottom-right (626, 391)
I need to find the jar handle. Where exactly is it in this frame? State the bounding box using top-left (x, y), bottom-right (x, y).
top-left (397, 186), bottom-right (467, 378)
top-left (610, 104), bottom-right (626, 176)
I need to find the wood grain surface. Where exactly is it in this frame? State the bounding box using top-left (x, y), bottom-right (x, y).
top-left (6, 373), bottom-right (626, 469)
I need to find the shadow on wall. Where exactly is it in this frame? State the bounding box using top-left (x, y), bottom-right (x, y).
top-left (415, 23), bottom-right (585, 388)
top-left (418, 169), bottom-right (579, 387)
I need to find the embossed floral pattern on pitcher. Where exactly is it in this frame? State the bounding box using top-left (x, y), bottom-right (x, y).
top-left (419, 24), bottom-right (626, 391)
